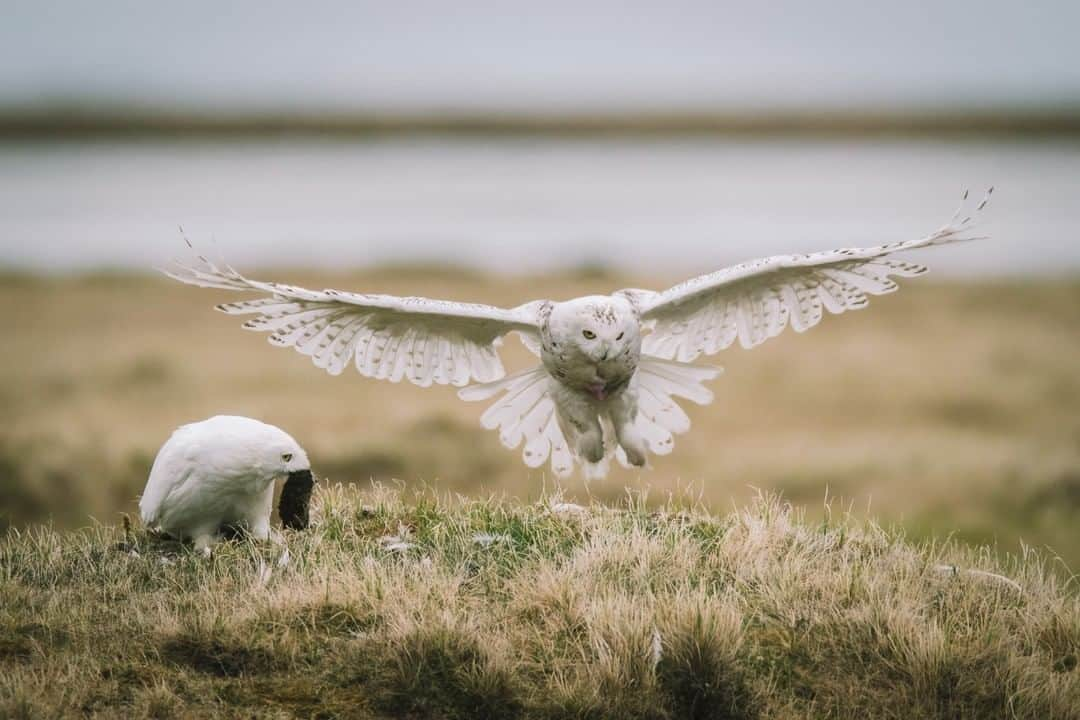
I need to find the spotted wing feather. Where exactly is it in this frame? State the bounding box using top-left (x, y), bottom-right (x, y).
top-left (165, 255), bottom-right (544, 387)
top-left (629, 189), bottom-right (992, 362)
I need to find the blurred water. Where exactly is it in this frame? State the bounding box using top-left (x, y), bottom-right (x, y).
top-left (1, 137), bottom-right (1077, 276)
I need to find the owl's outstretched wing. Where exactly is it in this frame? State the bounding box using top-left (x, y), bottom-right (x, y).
top-left (165, 251), bottom-right (545, 387)
top-left (623, 189), bottom-right (992, 362)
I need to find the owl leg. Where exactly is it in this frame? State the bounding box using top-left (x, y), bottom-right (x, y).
top-left (248, 514), bottom-right (272, 542)
top-left (191, 529), bottom-right (218, 557)
top-left (242, 488), bottom-right (292, 564)
top-left (560, 393), bottom-right (605, 463)
top-left (245, 484), bottom-right (275, 541)
top-left (610, 390), bottom-right (647, 467)
top-left (575, 417), bottom-right (605, 464)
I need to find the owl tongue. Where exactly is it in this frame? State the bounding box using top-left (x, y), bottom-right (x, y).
top-left (586, 381), bottom-right (609, 401)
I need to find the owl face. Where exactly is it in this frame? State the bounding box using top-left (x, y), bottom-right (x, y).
top-left (261, 438), bottom-right (311, 480)
top-left (545, 295), bottom-right (641, 374)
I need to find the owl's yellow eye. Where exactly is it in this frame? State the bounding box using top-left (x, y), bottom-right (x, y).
top-left (582, 330), bottom-right (596, 340)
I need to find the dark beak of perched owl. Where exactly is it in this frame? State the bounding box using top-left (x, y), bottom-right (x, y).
top-left (278, 469), bottom-right (315, 530)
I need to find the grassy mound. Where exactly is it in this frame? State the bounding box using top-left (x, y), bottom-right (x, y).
top-left (1, 486), bottom-right (1076, 719)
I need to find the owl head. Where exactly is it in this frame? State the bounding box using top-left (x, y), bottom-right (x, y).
top-left (546, 295), bottom-right (640, 364)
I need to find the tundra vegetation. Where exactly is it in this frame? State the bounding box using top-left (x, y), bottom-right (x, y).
top-left (1, 486), bottom-right (1077, 719)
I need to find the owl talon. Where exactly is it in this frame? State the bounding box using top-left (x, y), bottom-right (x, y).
top-left (622, 444), bottom-right (647, 467)
top-left (578, 436), bottom-right (605, 464)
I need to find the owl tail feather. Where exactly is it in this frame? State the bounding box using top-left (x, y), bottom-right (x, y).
top-left (612, 356), bottom-right (723, 469)
top-left (458, 366), bottom-right (576, 478)
top-left (458, 356), bottom-right (721, 479)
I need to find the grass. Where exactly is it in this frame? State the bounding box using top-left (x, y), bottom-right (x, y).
top-left (0, 486), bottom-right (1076, 718)
top-left (2, 270), bottom-right (1079, 570)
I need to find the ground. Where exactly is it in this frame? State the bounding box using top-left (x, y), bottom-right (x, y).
top-left (0, 487), bottom-right (1077, 719)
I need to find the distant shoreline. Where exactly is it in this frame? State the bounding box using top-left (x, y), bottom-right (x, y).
top-left (3, 107), bottom-right (1080, 139)
top-left (2, 266), bottom-right (1078, 283)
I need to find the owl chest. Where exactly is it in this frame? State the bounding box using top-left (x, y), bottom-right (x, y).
top-left (539, 339), bottom-right (639, 391)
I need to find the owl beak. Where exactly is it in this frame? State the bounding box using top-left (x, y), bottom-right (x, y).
top-left (586, 381), bottom-right (609, 401)
top-left (279, 469), bottom-right (315, 530)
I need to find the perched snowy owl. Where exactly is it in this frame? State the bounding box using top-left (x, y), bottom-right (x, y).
top-left (167, 190), bottom-right (990, 478)
top-left (139, 415), bottom-right (314, 552)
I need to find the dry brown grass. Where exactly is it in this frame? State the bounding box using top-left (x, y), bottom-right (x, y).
top-left (0, 487), bottom-right (1076, 718)
top-left (2, 268), bottom-right (1079, 569)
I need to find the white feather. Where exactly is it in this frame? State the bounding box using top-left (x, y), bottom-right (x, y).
top-left (637, 188), bottom-right (991, 361)
top-left (139, 415), bottom-right (310, 551)
top-left (165, 260), bottom-right (542, 387)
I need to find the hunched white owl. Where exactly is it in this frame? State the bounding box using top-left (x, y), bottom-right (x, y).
top-left (167, 190), bottom-right (990, 478)
top-left (140, 415), bottom-right (314, 552)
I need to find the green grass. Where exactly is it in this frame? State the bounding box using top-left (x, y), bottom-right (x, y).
top-left (1, 486), bottom-right (1076, 719)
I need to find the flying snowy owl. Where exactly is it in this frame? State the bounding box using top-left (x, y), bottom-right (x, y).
top-left (140, 415), bottom-right (314, 552)
top-left (167, 190), bottom-right (991, 478)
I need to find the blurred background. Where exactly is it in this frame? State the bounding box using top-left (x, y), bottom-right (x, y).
top-left (2, 1), bottom-right (1078, 569)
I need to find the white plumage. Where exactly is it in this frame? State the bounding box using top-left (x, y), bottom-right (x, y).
top-left (139, 415), bottom-right (311, 552)
top-left (167, 190), bottom-right (990, 478)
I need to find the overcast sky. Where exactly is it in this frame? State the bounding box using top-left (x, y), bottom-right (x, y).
top-left (2, 0), bottom-right (1079, 113)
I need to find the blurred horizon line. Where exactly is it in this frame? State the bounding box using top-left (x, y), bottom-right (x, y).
top-left (3, 264), bottom-right (1079, 283)
top-left (4, 103), bottom-right (1080, 140)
